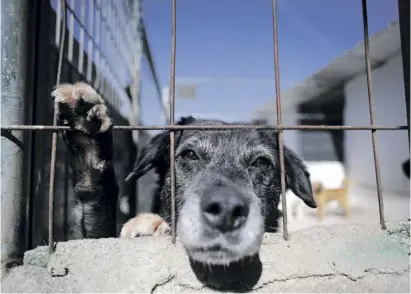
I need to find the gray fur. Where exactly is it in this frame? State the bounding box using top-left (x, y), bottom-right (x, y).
top-left (126, 116), bottom-right (317, 265)
top-left (54, 83), bottom-right (316, 264)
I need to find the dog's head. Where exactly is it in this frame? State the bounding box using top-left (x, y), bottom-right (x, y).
top-left (126, 116), bottom-right (317, 265)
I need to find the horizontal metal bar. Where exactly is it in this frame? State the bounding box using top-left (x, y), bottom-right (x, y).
top-left (1, 125), bottom-right (408, 131)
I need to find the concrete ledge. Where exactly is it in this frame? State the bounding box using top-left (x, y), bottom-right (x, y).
top-left (1, 221), bottom-right (410, 293)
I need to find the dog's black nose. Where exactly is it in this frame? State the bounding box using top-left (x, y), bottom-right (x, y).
top-left (201, 188), bottom-right (249, 233)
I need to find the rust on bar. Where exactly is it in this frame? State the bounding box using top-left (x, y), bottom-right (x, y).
top-left (361, 0), bottom-right (386, 230)
top-left (1, 124), bottom-right (408, 131)
top-left (169, 132), bottom-right (176, 243)
top-left (271, 0), bottom-right (289, 240)
top-left (169, 0), bottom-right (177, 244)
top-left (48, 0), bottom-right (67, 255)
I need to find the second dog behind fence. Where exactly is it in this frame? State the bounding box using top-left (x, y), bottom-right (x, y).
top-left (52, 82), bottom-right (318, 266)
top-left (52, 83), bottom-right (119, 240)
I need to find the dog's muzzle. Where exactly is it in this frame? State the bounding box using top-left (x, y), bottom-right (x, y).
top-left (177, 171), bottom-right (264, 265)
top-left (200, 185), bottom-right (250, 233)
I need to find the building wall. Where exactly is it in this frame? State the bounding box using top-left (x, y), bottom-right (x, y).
top-left (283, 112), bottom-right (301, 158)
top-left (300, 130), bottom-right (339, 162)
top-left (344, 54), bottom-right (409, 196)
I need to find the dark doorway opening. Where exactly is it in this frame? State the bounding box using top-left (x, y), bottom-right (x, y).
top-left (298, 88), bottom-right (345, 164)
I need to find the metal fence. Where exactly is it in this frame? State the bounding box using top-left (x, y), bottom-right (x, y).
top-left (1, 0), bottom-right (148, 257)
top-left (1, 0), bottom-right (409, 260)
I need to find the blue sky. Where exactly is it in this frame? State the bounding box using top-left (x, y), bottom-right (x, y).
top-left (139, 0), bottom-right (399, 126)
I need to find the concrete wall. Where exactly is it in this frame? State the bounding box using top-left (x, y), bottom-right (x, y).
top-left (344, 54), bottom-right (409, 197)
top-left (300, 130), bottom-right (338, 161)
top-left (2, 221), bottom-right (409, 293)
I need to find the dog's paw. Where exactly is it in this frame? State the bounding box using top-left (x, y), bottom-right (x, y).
top-left (119, 213), bottom-right (171, 238)
top-left (51, 82), bottom-right (112, 134)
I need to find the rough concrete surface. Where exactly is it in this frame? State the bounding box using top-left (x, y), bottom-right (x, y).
top-left (1, 221), bottom-right (410, 293)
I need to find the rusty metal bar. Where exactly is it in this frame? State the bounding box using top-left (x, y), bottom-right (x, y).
top-left (361, 0), bottom-right (386, 230)
top-left (169, 0), bottom-right (177, 244)
top-left (1, 125), bottom-right (407, 131)
top-left (48, 0), bottom-right (67, 255)
top-left (271, 0), bottom-right (288, 240)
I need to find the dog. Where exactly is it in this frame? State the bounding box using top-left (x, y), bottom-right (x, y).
top-left (313, 179), bottom-right (350, 220)
top-left (52, 82), bottom-right (317, 266)
top-left (52, 82), bottom-right (118, 239)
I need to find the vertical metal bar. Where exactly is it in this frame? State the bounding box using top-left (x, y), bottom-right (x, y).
top-left (55, 0), bottom-right (61, 46)
top-left (98, 2), bottom-right (103, 93)
top-left (67, 0), bottom-right (74, 62)
top-left (94, 5), bottom-right (100, 90)
top-left (63, 150), bottom-right (69, 240)
top-left (361, 0), bottom-right (386, 230)
top-left (1, 0), bottom-right (29, 262)
top-left (397, 0), bottom-right (410, 148)
top-left (49, 0), bottom-right (67, 255)
top-left (169, 0), bottom-right (177, 244)
top-left (130, 1), bottom-right (143, 129)
top-left (271, 0), bottom-right (288, 240)
top-left (101, 60), bottom-right (106, 96)
top-left (113, 1), bottom-right (119, 74)
top-left (87, 0), bottom-right (94, 82)
top-left (78, 0), bottom-right (86, 74)
top-left (23, 0), bottom-right (40, 254)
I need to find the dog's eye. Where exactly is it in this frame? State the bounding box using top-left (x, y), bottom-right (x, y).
top-left (180, 149), bottom-right (199, 161)
top-left (251, 156), bottom-right (272, 169)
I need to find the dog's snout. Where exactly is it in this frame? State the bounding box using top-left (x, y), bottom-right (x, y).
top-left (201, 188), bottom-right (249, 233)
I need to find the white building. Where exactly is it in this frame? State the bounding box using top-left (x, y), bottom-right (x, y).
top-left (254, 22), bottom-right (409, 206)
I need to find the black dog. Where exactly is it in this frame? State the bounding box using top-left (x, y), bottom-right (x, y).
top-left (53, 82), bottom-right (317, 265)
top-left (52, 83), bottom-right (118, 239)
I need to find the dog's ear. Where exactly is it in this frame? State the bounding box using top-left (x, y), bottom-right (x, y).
top-left (124, 116), bottom-right (196, 183)
top-left (124, 131), bottom-right (169, 183)
top-left (284, 147), bottom-right (317, 209)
